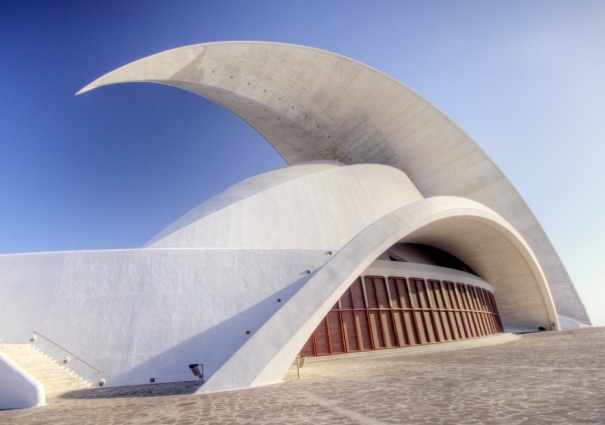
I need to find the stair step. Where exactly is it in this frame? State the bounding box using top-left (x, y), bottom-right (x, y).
top-left (37, 377), bottom-right (84, 384)
top-left (46, 383), bottom-right (90, 392)
top-left (0, 343), bottom-right (93, 396)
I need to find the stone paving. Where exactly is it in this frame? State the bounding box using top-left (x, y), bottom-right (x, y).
top-left (1, 327), bottom-right (604, 424)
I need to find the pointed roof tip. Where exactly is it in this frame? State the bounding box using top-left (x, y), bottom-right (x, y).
top-left (76, 85), bottom-right (97, 95)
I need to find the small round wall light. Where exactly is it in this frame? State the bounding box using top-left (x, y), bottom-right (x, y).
top-left (98, 379), bottom-right (106, 387)
top-left (150, 378), bottom-right (155, 383)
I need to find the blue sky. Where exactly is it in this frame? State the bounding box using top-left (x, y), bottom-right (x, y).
top-left (1, 1), bottom-right (604, 325)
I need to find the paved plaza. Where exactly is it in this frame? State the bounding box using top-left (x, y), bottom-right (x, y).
top-left (1, 327), bottom-right (604, 424)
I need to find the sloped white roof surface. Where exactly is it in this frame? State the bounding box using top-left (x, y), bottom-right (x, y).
top-left (81, 41), bottom-right (589, 324)
top-left (147, 162), bottom-right (423, 250)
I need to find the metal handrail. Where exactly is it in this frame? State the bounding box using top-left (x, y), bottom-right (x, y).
top-left (32, 330), bottom-right (101, 374)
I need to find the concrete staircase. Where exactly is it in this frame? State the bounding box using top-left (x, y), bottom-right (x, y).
top-left (0, 344), bottom-right (92, 397)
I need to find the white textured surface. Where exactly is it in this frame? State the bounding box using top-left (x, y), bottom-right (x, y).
top-left (0, 351), bottom-right (45, 409)
top-left (0, 248), bottom-right (328, 387)
top-left (80, 42), bottom-right (588, 325)
top-left (146, 161), bottom-right (344, 246)
top-left (0, 344), bottom-right (91, 396)
top-left (558, 315), bottom-right (582, 329)
top-left (148, 162), bottom-right (422, 249)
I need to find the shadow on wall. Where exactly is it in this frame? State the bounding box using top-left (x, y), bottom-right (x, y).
top-left (79, 277), bottom-right (307, 394)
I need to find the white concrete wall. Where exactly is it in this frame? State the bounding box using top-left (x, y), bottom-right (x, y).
top-left (558, 315), bottom-right (582, 329)
top-left (0, 248), bottom-right (328, 387)
top-left (0, 351), bottom-right (45, 409)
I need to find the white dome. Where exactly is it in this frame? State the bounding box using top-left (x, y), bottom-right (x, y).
top-left (148, 162), bottom-right (423, 249)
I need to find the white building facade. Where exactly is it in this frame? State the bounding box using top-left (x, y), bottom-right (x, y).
top-left (0, 43), bottom-right (590, 404)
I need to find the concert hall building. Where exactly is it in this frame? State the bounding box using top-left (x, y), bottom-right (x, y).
top-left (0, 42), bottom-right (591, 402)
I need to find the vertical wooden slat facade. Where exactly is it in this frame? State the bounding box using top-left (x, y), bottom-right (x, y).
top-left (300, 274), bottom-right (503, 357)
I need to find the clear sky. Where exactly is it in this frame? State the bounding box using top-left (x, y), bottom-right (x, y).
top-left (1, 1), bottom-right (604, 325)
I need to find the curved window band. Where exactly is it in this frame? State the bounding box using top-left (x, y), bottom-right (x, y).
top-left (301, 275), bottom-right (503, 356)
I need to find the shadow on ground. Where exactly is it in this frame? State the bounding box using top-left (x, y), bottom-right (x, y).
top-left (60, 380), bottom-right (203, 399)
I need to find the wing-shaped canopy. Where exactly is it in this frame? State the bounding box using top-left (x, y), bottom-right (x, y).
top-left (79, 41), bottom-right (589, 325)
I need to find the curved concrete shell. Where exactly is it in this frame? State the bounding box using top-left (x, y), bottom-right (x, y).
top-left (0, 42), bottom-right (590, 405)
top-left (198, 192), bottom-right (559, 392)
top-left (80, 42), bottom-right (589, 325)
top-left (0, 161), bottom-right (560, 394)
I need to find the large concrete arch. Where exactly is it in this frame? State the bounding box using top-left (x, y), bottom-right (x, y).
top-left (198, 196), bottom-right (558, 393)
top-left (79, 42), bottom-right (589, 325)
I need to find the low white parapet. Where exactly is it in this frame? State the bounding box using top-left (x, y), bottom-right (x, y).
top-left (0, 351), bottom-right (45, 410)
top-left (558, 315), bottom-right (583, 329)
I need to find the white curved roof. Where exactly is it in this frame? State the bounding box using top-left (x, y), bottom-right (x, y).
top-left (147, 162), bottom-right (422, 250)
top-left (145, 160), bottom-right (558, 333)
top-left (80, 41), bottom-right (589, 324)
